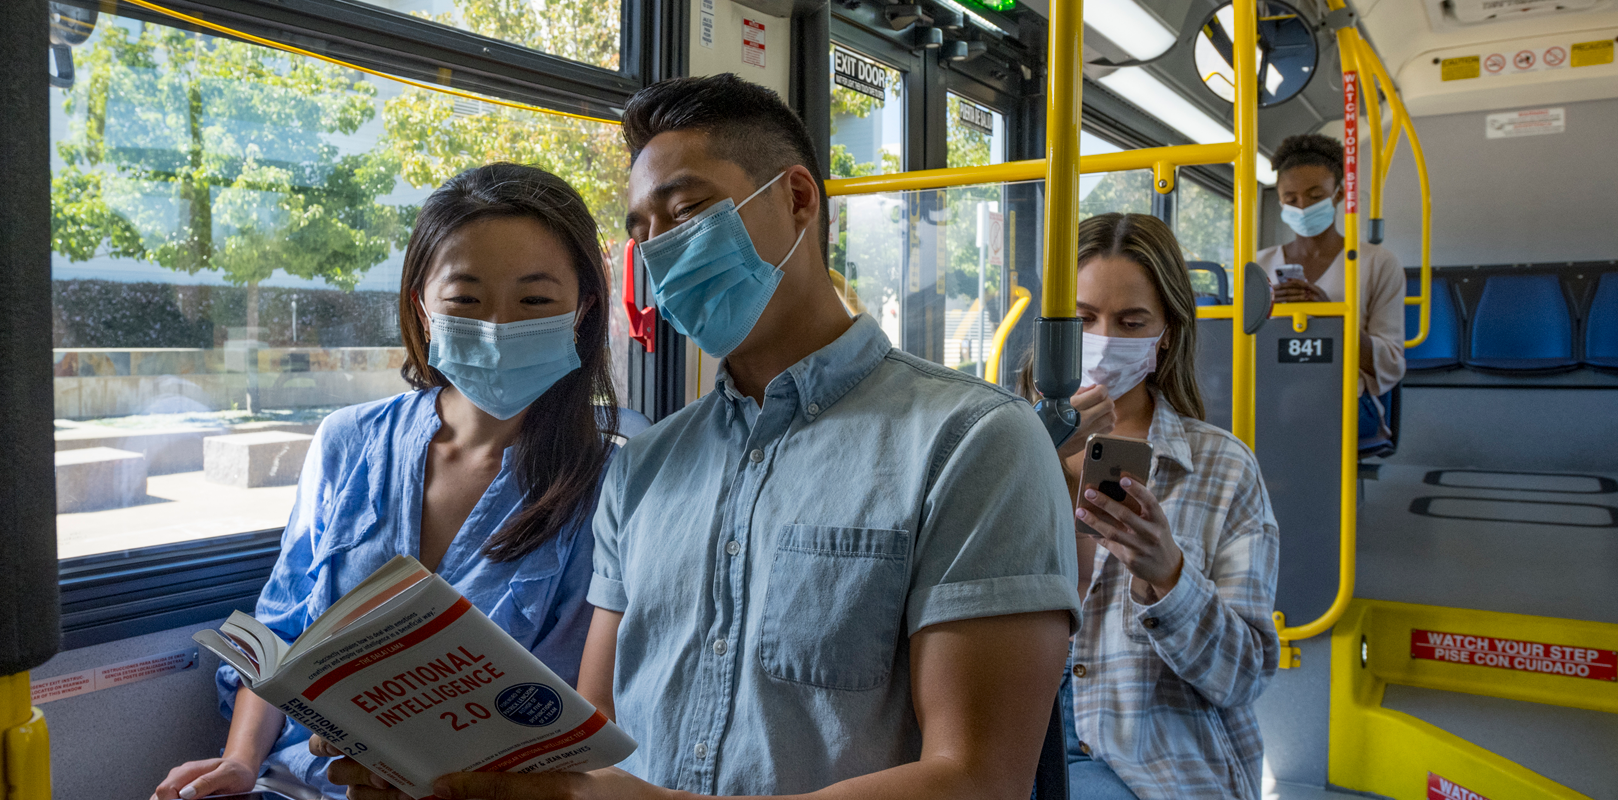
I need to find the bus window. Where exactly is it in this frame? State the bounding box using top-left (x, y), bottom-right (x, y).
top-left (1176, 178), bottom-right (1236, 280)
top-left (352, 0), bottom-right (624, 71)
top-left (946, 94), bottom-right (1006, 169)
top-left (830, 46), bottom-right (904, 179)
top-left (1078, 130), bottom-right (1153, 218)
top-left (48, 8), bottom-right (629, 560)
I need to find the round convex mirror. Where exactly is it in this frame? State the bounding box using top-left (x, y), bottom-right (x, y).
top-left (1194, 0), bottom-right (1318, 108)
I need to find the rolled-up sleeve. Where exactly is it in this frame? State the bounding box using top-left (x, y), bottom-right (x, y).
top-left (906, 400), bottom-right (1083, 635)
top-left (587, 451), bottom-right (630, 613)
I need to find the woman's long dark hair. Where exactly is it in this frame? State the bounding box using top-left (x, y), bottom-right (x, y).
top-left (398, 163), bottom-right (618, 562)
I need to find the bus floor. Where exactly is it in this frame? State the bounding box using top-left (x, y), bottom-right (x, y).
top-left (1346, 459), bottom-right (1618, 799)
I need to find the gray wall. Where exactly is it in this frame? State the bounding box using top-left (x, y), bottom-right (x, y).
top-left (1377, 97), bottom-right (1618, 267)
top-left (34, 620), bottom-right (233, 800)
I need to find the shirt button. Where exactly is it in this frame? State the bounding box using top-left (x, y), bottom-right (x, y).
top-left (694, 742), bottom-right (708, 759)
top-left (749, 448), bottom-right (764, 463)
top-left (807, 402), bottom-right (821, 415)
top-left (725, 540), bottom-right (741, 556)
top-left (713, 639), bottom-right (728, 655)
top-left (1143, 617), bottom-right (1160, 629)
top-left (1079, 742), bottom-right (1092, 755)
top-left (1072, 663), bottom-right (1087, 678)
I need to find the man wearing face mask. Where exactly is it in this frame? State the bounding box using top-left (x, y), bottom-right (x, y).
top-left (319, 74), bottom-right (1082, 800)
top-left (1255, 133), bottom-right (1407, 445)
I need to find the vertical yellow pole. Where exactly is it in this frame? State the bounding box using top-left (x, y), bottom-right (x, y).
top-left (1230, 0), bottom-right (1258, 447)
top-left (2, 671), bottom-right (51, 800)
top-left (1041, 0), bottom-right (1082, 319)
top-left (1333, 25), bottom-right (1363, 645)
top-left (1363, 72), bottom-right (1383, 225)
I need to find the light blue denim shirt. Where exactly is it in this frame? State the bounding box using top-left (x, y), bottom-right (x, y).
top-left (590, 314), bottom-right (1082, 796)
top-left (216, 388), bottom-right (600, 794)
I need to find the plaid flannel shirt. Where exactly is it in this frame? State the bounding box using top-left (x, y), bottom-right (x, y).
top-left (1069, 392), bottom-right (1280, 799)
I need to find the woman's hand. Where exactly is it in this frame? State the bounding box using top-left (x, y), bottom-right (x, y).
top-left (151, 757), bottom-right (257, 800)
top-left (1056, 384), bottom-right (1116, 478)
top-left (1074, 473), bottom-right (1184, 604)
top-left (1272, 278), bottom-right (1329, 304)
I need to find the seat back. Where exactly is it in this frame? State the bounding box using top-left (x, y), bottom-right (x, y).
top-left (1583, 272), bottom-right (1618, 369)
top-left (1405, 276), bottom-right (1461, 371)
top-left (1463, 274), bottom-right (1578, 372)
top-left (1187, 261), bottom-right (1230, 306)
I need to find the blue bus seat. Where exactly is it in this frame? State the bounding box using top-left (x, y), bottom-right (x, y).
top-left (1187, 261), bottom-right (1230, 305)
top-left (1405, 276), bottom-right (1461, 371)
top-left (1583, 272), bottom-right (1618, 370)
top-left (1462, 274), bottom-right (1578, 373)
top-left (597, 406), bottom-right (653, 439)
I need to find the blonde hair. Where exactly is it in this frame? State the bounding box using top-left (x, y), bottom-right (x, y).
top-left (1017, 213), bottom-right (1205, 420)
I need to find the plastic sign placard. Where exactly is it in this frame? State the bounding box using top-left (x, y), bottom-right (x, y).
top-left (1342, 71), bottom-right (1358, 216)
top-left (833, 47), bottom-right (887, 102)
top-left (1410, 629), bottom-right (1617, 681)
top-left (1428, 772), bottom-right (1492, 800)
top-left (1279, 338), bottom-right (1332, 364)
top-left (741, 19), bottom-right (765, 68)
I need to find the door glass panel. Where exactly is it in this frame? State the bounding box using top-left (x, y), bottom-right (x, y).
top-left (830, 46), bottom-right (905, 178)
top-left (356, 0), bottom-right (622, 71)
top-left (1078, 130), bottom-right (1152, 217)
top-left (49, 11), bottom-right (630, 558)
top-left (946, 93), bottom-right (1006, 169)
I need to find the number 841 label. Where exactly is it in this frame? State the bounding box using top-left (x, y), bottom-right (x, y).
top-left (1279, 337), bottom-right (1333, 363)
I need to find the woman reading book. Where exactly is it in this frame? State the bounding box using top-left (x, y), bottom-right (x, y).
top-left (153, 163), bottom-right (622, 800)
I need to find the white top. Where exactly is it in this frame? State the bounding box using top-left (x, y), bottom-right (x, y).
top-left (1256, 241), bottom-right (1407, 397)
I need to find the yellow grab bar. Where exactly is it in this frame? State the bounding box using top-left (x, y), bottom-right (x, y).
top-left (1229, 0), bottom-right (1258, 449)
top-left (1353, 37), bottom-right (1433, 348)
top-left (1275, 8), bottom-right (1365, 646)
top-left (3, 671), bottom-right (51, 800)
top-left (985, 286), bottom-right (1033, 384)
top-left (1041, 0), bottom-right (1084, 319)
top-left (824, 143), bottom-right (1242, 197)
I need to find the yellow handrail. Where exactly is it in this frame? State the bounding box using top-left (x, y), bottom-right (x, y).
top-left (1275, 4), bottom-right (1366, 646)
top-left (1353, 37), bottom-right (1434, 348)
top-left (1230, 1), bottom-right (1258, 449)
top-left (824, 143), bottom-right (1242, 197)
top-left (1042, 0), bottom-right (1084, 319)
top-left (985, 286), bottom-right (1033, 384)
top-left (2, 671), bottom-right (51, 800)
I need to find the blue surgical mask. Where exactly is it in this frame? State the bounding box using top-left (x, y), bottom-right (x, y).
top-left (636, 170), bottom-right (808, 357)
top-left (425, 310), bottom-right (581, 420)
top-left (1281, 196), bottom-right (1337, 238)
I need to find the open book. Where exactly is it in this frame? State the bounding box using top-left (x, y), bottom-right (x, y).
top-left (194, 555), bottom-right (635, 799)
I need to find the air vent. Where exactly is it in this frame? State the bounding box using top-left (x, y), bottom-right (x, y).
top-left (1447, 0), bottom-right (1604, 24)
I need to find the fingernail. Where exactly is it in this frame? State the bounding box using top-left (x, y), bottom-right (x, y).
top-left (1084, 488), bottom-right (1097, 500)
top-left (1075, 508), bottom-right (1088, 520)
top-left (1121, 477), bottom-right (1133, 487)
top-left (179, 787), bottom-right (196, 800)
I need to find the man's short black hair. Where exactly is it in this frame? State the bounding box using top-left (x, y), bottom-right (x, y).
top-left (1273, 133), bottom-right (1344, 187)
top-left (622, 74), bottom-right (827, 261)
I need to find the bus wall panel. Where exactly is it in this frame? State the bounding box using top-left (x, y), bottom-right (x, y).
top-left (34, 621), bottom-right (233, 800)
top-left (1385, 386), bottom-right (1618, 473)
top-left (1376, 97), bottom-right (1618, 267)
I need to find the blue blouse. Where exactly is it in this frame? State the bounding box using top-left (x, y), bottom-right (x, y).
top-left (215, 388), bottom-right (601, 793)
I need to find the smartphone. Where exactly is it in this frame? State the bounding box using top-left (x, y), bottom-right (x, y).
top-left (1274, 263), bottom-right (1305, 284)
top-left (1075, 433), bottom-right (1154, 537)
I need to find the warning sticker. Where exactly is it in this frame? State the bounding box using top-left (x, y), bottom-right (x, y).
top-left (741, 18), bottom-right (765, 68)
top-left (1410, 629), bottom-right (1616, 681)
top-left (1485, 107), bottom-right (1565, 139)
top-left (1342, 72), bottom-right (1358, 215)
top-left (1428, 772), bottom-right (1492, 800)
top-left (1440, 56), bottom-right (1480, 81)
top-left (31, 647), bottom-right (200, 704)
top-left (1572, 39), bottom-right (1615, 68)
top-left (1482, 43), bottom-right (1576, 76)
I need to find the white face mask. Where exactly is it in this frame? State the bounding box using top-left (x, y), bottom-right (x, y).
top-left (1080, 330), bottom-right (1164, 400)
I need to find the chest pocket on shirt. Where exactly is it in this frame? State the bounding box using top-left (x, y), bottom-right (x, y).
top-left (759, 524), bottom-right (910, 691)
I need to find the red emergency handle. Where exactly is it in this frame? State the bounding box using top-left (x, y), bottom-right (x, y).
top-left (622, 244), bottom-right (657, 352)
